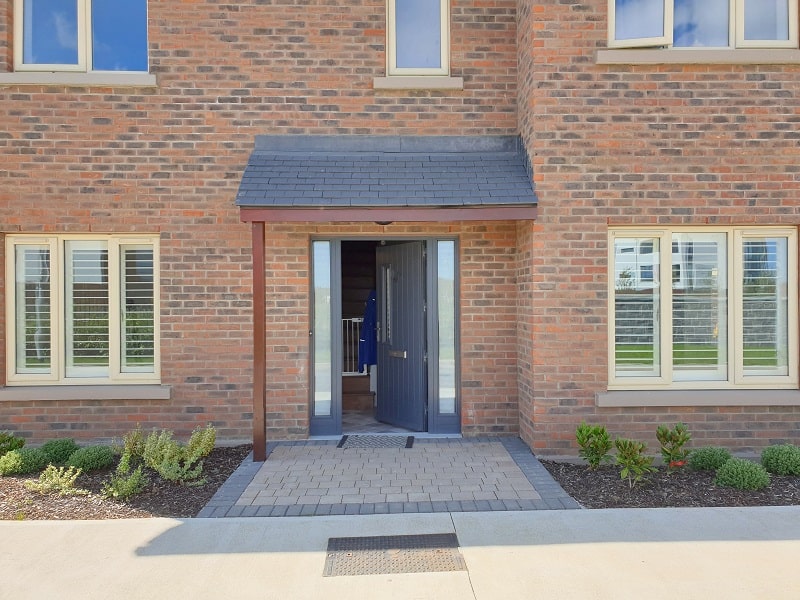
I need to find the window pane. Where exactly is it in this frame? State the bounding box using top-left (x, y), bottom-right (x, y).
top-left (674, 0), bottom-right (730, 47)
top-left (66, 241), bottom-right (109, 377)
top-left (120, 246), bottom-right (155, 373)
top-left (613, 238), bottom-right (661, 378)
top-left (395, 0), bottom-right (442, 69)
top-left (437, 241), bottom-right (456, 415)
top-left (15, 246), bottom-right (52, 374)
top-left (743, 0), bottom-right (790, 41)
top-left (312, 241), bottom-right (332, 417)
top-left (22, 0), bottom-right (79, 65)
top-left (92, 0), bottom-right (148, 71)
top-left (671, 233), bottom-right (727, 381)
top-left (614, 0), bottom-right (666, 41)
top-left (742, 238), bottom-right (790, 376)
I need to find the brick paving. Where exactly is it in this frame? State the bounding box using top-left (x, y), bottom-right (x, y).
top-left (198, 437), bottom-right (580, 517)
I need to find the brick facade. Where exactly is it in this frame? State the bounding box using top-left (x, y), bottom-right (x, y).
top-left (519, 0), bottom-right (800, 455)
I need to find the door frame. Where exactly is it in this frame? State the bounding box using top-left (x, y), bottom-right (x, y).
top-left (309, 236), bottom-right (460, 436)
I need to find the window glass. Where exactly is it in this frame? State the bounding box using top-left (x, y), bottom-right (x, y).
top-left (743, 0), bottom-right (790, 41)
top-left (395, 0), bottom-right (442, 68)
top-left (742, 238), bottom-right (790, 376)
top-left (23, 0), bottom-right (79, 65)
top-left (614, 0), bottom-right (666, 41)
top-left (312, 241), bottom-right (332, 417)
top-left (14, 246), bottom-right (52, 374)
top-left (92, 0), bottom-right (148, 71)
top-left (674, 0), bottom-right (729, 47)
top-left (120, 246), bottom-right (155, 372)
top-left (671, 233), bottom-right (728, 382)
top-left (613, 237), bottom-right (661, 378)
top-left (65, 241), bottom-right (110, 378)
top-left (437, 241), bottom-right (456, 415)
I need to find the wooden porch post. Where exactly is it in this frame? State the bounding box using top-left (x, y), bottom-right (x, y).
top-left (252, 221), bottom-right (267, 461)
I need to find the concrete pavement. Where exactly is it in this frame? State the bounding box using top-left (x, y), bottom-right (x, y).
top-left (2, 506), bottom-right (799, 599)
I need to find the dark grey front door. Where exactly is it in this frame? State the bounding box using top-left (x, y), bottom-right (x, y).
top-left (376, 241), bottom-right (426, 431)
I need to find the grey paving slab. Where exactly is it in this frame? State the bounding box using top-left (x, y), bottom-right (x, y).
top-left (199, 437), bottom-right (579, 517)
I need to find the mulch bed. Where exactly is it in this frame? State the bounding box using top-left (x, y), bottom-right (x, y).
top-left (540, 460), bottom-right (800, 509)
top-left (0, 445), bottom-right (252, 520)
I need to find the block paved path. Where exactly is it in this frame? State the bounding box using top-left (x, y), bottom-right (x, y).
top-left (199, 437), bottom-right (580, 517)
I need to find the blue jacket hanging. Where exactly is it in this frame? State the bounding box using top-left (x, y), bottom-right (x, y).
top-left (358, 289), bottom-right (377, 372)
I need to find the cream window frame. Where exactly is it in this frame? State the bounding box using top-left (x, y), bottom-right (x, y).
top-left (13, 0), bottom-right (149, 73)
top-left (387, 0), bottom-right (450, 76)
top-left (608, 0), bottom-right (798, 50)
top-left (608, 226), bottom-right (798, 391)
top-left (5, 234), bottom-right (161, 386)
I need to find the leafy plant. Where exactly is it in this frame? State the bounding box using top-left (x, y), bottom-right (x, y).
top-left (25, 465), bottom-right (88, 496)
top-left (614, 437), bottom-right (656, 489)
top-left (688, 446), bottom-right (732, 471)
top-left (714, 458), bottom-right (770, 490)
top-left (102, 452), bottom-right (148, 501)
top-left (41, 438), bottom-right (80, 465)
top-left (143, 425), bottom-right (216, 485)
top-left (575, 422), bottom-right (613, 469)
top-left (656, 422), bottom-right (691, 469)
top-left (761, 444), bottom-right (800, 476)
top-left (120, 425), bottom-right (146, 461)
top-left (66, 445), bottom-right (116, 472)
top-left (0, 432), bottom-right (25, 457)
top-left (0, 447), bottom-right (49, 476)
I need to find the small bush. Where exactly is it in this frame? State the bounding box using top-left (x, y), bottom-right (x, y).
top-left (575, 422), bottom-right (613, 469)
top-left (186, 424), bottom-right (216, 460)
top-left (656, 422), bottom-right (691, 468)
top-left (118, 425), bottom-right (146, 462)
top-left (715, 458), bottom-right (771, 491)
top-left (761, 444), bottom-right (800, 476)
top-left (614, 437), bottom-right (656, 489)
top-left (0, 432), bottom-right (25, 457)
top-left (143, 425), bottom-right (216, 485)
top-left (66, 446), bottom-right (116, 472)
top-left (0, 447), bottom-right (49, 476)
top-left (41, 438), bottom-right (80, 465)
top-left (688, 446), bottom-right (732, 471)
top-left (25, 465), bottom-right (88, 497)
top-left (102, 452), bottom-right (148, 501)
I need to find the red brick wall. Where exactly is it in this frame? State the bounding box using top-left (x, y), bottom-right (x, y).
top-left (518, 0), bottom-right (800, 455)
top-left (0, 0), bottom-right (519, 444)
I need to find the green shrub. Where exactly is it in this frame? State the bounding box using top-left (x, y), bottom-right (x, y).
top-left (66, 445), bottom-right (116, 472)
top-left (102, 452), bottom-right (148, 502)
top-left (614, 438), bottom-right (656, 489)
top-left (25, 465), bottom-right (88, 497)
top-left (655, 422), bottom-right (691, 468)
top-left (121, 425), bottom-right (146, 461)
top-left (688, 446), bottom-right (732, 471)
top-left (41, 438), bottom-right (80, 465)
top-left (575, 422), bottom-right (613, 469)
top-left (761, 444), bottom-right (800, 476)
top-left (142, 425), bottom-right (216, 485)
top-left (0, 447), bottom-right (49, 476)
top-left (0, 432), bottom-right (25, 457)
top-left (186, 424), bottom-right (216, 460)
top-left (715, 458), bottom-right (771, 491)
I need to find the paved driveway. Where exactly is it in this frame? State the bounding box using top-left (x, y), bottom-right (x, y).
top-left (199, 437), bottom-right (580, 517)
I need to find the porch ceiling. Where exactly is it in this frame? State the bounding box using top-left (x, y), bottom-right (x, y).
top-left (235, 135), bottom-right (537, 221)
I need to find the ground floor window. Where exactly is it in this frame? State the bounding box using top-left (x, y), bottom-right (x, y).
top-left (609, 226), bottom-right (798, 390)
top-left (5, 234), bottom-right (160, 385)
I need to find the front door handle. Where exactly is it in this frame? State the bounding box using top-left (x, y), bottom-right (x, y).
top-left (388, 350), bottom-right (407, 359)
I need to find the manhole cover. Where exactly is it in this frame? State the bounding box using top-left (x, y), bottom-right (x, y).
top-left (323, 533), bottom-right (466, 577)
top-left (337, 435), bottom-right (414, 449)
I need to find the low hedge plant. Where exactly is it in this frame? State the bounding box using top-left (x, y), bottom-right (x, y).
top-left (67, 445), bottom-right (116, 472)
top-left (41, 438), bottom-right (80, 466)
top-left (0, 447), bottom-right (49, 476)
top-left (761, 444), bottom-right (800, 476)
top-left (714, 458), bottom-right (770, 491)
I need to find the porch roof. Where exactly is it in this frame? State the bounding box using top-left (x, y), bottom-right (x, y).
top-left (235, 135), bottom-right (537, 212)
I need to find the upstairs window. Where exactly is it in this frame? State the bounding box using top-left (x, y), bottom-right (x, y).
top-left (609, 0), bottom-right (798, 49)
top-left (387, 0), bottom-right (449, 75)
top-left (14, 0), bottom-right (148, 72)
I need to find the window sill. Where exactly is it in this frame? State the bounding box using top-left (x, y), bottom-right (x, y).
top-left (0, 72), bottom-right (157, 88)
top-left (597, 389), bottom-right (800, 407)
top-left (373, 76), bottom-right (464, 91)
top-left (596, 48), bottom-right (800, 65)
top-left (0, 385), bottom-right (171, 402)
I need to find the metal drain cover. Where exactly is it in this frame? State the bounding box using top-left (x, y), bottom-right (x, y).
top-left (337, 435), bottom-right (414, 449)
top-left (323, 533), bottom-right (466, 577)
